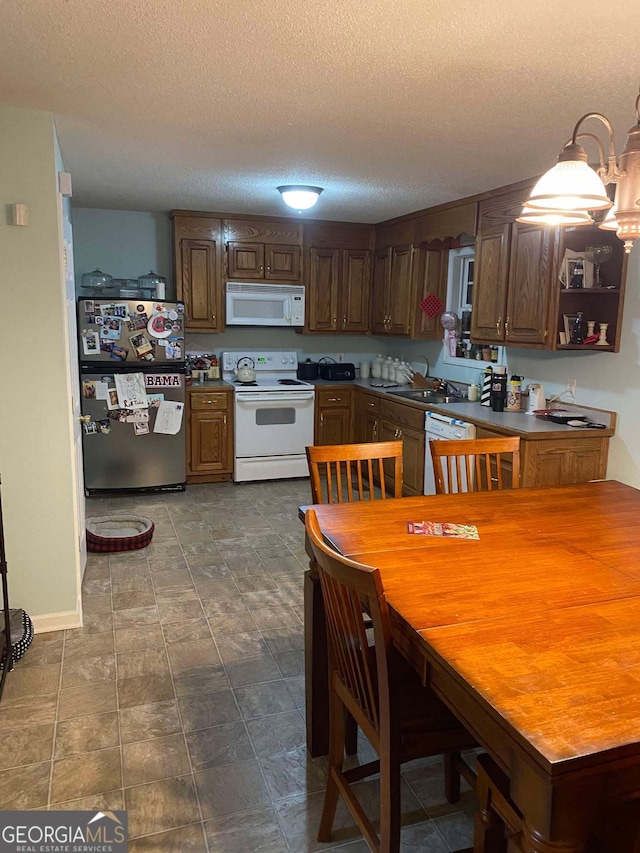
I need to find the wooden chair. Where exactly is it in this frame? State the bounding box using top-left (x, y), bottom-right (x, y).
top-left (306, 508), bottom-right (477, 853)
top-left (306, 441), bottom-right (403, 504)
top-left (429, 436), bottom-right (521, 494)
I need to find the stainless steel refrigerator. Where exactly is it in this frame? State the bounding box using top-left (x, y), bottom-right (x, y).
top-left (77, 298), bottom-right (187, 493)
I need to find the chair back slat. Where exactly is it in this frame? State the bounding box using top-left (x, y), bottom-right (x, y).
top-left (430, 436), bottom-right (521, 494)
top-left (306, 509), bottom-right (393, 735)
top-left (307, 441), bottom-right (403, 504)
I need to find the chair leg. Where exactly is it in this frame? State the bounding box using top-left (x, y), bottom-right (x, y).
top-left (474, 758), bottom-right (507, 853)
top-left (379, 745), bottom-right (402, 853)
top-left (345, 710), bottom-right (358, 755)
top-left (444, 750), bottom-right (461, 803)
top-left (318, 687), bottom-right (345, 843)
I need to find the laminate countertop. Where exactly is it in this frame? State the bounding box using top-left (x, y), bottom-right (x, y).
top-left (187, 378), bottom-right (616, 438)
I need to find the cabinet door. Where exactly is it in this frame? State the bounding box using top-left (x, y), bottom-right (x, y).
top-left (506, 222), bottom-right (555, 346)
top-left (189, 410), bottom-right (231, 475)
top-left (228, 242), bottom-right (265, 279)
top-left (371, 248), bottom-right (391, 334)
top-left (387, 244), bottom-right (414, 335)
top-left (523, 438), bottom-right (606, 487)
top-left (179, 238), bottom-right (222, 332)
top-left (471, 226), bottom-right (510, 342)
top-left (414, 246), bottom-right (448, 338)
top-left (316, 407), bottom-right (352, 446)
top-left (379, 421), bottom-right (424, 496)
top-left (266, 244), bottom-right (301, 281)
top-left (307, 248), bottom-right (340, 332)
top-left (340, 249), bottom-right (371, 333)
top-left (354, 391), bottom-right (380, 443)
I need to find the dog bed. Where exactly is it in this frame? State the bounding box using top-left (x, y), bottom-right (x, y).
top-left (86, 515), bottom-right (154, 553)
top-left (0, 609), bottom-right (34, 670)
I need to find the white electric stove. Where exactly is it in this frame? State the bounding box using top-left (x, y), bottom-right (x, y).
top-left (222, 350), bottom-right (316, 482)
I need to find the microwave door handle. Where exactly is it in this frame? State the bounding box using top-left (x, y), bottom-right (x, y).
top-left (283, 297), bottom-right (292, 323)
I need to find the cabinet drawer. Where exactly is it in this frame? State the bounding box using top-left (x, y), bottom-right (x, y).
top-left (356, 391), bottom-right (380, 414)
top-left (380, 400), bottom-right (425, 431)
top-left (317, 388), bottom-right (353, 408)
top-left (190, 391), bottom-right (230, 411)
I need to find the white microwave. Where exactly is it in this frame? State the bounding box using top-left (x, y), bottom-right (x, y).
top-left (225, 282), bottom-right (305, 327)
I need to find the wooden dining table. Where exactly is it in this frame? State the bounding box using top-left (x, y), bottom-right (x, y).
top-left (301, 480), bottom-right (640, 853)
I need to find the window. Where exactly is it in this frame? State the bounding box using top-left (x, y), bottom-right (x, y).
top-left (442, 246), bottom-right (504, 368)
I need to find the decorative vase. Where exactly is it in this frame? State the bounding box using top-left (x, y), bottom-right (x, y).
top-left (587, 320), bottom-right (596, 338)
top-left (596, 323), bottom-right (609, 346)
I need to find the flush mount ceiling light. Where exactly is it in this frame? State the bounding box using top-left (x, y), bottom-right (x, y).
top-left (524, 86), bottom-right (640, 252)
top-left (277, 185), bottom-right (323, 212)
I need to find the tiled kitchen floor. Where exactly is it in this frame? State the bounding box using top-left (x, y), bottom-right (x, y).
top-left (0, 479), bottom-right (475, 852)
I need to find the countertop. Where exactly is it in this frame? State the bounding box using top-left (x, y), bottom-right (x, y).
top-left (187, 377), bottom-right (615, 438)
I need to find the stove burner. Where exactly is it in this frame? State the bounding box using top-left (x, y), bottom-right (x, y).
top-left (278, 379), bottom-right (305, 385)
top-left (235, 380), bottom-right (258, 386)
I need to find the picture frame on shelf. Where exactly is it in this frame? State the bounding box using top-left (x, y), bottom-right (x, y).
top-left (559, 250), bottom-right (594, 288)
top-left (563, 313), bottom-right (580, 344)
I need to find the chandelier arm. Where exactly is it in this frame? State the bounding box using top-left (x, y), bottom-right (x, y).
top-left (570, 112), bottom-right (621, 184)
top-left (563, 132), bottom-right (607, 172)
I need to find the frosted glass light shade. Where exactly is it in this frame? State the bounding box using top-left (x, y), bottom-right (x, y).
top-left (516, 206), bottom-right (593, 226)
top-left (598, 204), bottom-right (619, 231)
top-left (277, 185), bottom-right (323, 211)
top-left (526, 160), bottom-right (611, 211)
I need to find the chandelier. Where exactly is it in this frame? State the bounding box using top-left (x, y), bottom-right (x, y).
top-left (518, 87), bottom-right (640, 252)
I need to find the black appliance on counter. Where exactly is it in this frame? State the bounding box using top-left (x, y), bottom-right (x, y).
top-left (297, 359), bottom-right (320, 381)
top-left (319, 362), bottom-right (356, 381)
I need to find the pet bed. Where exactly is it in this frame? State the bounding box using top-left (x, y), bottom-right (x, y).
top-left (86, 515), bottom-right (154, 553)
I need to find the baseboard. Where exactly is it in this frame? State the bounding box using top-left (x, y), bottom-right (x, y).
top-left (32, 610), bottom-right (83, 633)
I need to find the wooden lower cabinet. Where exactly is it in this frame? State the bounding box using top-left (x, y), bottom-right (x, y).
top-left (476, 425), bottom-right (608, 488)
top-left (521, 436), bottom-right (607, 487)
top-left (187, 388), bottom-right (233, 483)
top-left (354, 391), bottom-right (380, 444)
top-left (379, 398), bottom-right (426, 497)
top-left (315, 388), bottom-right (353, 445)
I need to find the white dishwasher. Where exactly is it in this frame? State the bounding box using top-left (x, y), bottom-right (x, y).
top-left (424, 411), bottom-right (476, 495)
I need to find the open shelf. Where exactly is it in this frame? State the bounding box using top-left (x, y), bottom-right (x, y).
top-left (557, 344), bottom-right (615, 352)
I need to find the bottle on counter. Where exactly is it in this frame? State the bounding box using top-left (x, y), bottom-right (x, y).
top-left (490, 365), bottom-right (508, 412)
top-left (208, 354), bottom-right (220, 380)
top-left (480, 367), bottom-right (493, 407)
top-left (468, 382), bottom-right (480, 402)
top-left (506, 375), bottom-right (523, 411)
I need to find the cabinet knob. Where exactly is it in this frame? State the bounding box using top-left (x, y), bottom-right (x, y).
top-left (320, 413), bottom-right (324, 424)
top-left (223, 414), bottom-right (227, 425)
top-left (496, 316), bottom-right (502, 334)
top-left (505, 316), bottom-right (510, 336)
top-left (332, 317), bottom-right (337, 326)
top-left (343, 315), bottom-right (346, 325)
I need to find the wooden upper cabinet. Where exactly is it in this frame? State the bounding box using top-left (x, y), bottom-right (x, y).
top-left (227, 242), bottom-right (265, 279)
top-left (371, 248), bottom-right (391, 334)
top-left (303, 223), bottom-right (373, 334)
top-left (307, 247), bottom-right (340, 332)
top-left (341, 249), bottom-right (371, 333)
top-left (471, 226), bottom-right (510, 343)
top-left (506, 221), bottom-right (556, 345)
top-left (387, 244), bottom-right (414, 335)
top-left (172, 214), bottom-right (223, 333)
top-left (225, 219), bottom-right (302, 283)
top-left (413, 245), bottom-right (449, 338)
top-left (371, 244), bottom-right (413, 335)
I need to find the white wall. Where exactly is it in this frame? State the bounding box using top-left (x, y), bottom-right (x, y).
top-left (72, 208), bottom-right (172, 294)
top-left (0, 107), bottom-right (81, 625)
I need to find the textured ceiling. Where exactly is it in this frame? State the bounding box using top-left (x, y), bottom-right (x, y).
top-left (1, 0), bottom-right (639, 221)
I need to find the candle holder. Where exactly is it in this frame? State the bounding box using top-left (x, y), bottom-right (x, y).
top-left (587, 320), bottom-right (596, 337)
top-left (596, 322), bottom-right (610, 346)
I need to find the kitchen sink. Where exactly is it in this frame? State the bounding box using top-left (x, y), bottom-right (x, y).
top-left (388, 389), bottom-right (472, 404)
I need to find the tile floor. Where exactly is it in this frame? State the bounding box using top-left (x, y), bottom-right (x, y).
top-left (0, 479), bottom-right (475, 852)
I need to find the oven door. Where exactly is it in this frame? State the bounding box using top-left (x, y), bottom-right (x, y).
top-left (235, 391), bottom-right (315, 458)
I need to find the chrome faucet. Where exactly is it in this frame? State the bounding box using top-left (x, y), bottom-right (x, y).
top-left (437, 379), bottom-right (464, 398)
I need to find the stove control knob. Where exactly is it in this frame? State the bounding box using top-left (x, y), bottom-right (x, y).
top-left (282, 357), bottom-right (287, 363)
top-left (289, 357), bottom-right (295, 364)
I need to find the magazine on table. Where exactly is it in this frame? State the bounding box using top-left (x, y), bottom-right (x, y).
top-left (407, 521), bottom-right (479, 539)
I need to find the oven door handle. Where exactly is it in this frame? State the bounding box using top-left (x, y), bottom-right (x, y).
top-left (236, 392), bottom-right (316, 403)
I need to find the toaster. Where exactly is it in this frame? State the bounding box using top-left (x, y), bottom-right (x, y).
top-left (319, 362), bottom-right (356, 381)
